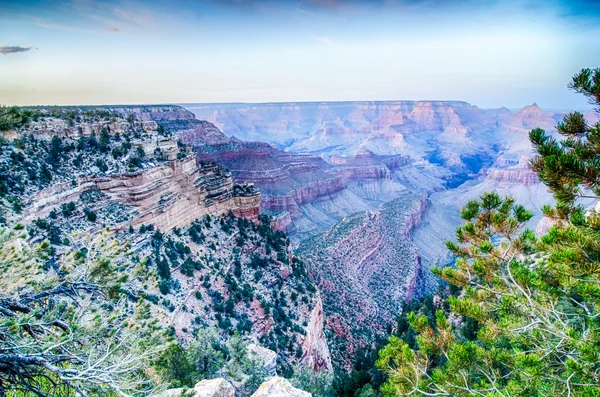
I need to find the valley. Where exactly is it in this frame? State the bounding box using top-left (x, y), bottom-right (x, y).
top-left (181, 100), bottom-right (598, 365)
top-left (2, 99), bottom-right (595, 390)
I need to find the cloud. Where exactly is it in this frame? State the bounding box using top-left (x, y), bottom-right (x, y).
top-left (313, 36), bottom-right (340, 47)
top-left (0, 46), bottom-right (34, 55)
top-left (105, 27), bottom-right (119, 32)
top-left (113, 6), bottom-right (156, 28)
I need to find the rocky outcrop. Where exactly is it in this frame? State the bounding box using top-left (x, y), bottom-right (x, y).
top-left (269, 211), bottom-right (293, 232)
top-left (154, 378), bottom-right (235, 397)
top-left (251, 377), bottom-right (311, 397)
top-left (248, 344), bottom-right (278, 376)
top-left (155, 377), bottom-right (311, 397)
top-left (178, 120), bottom-right (232, 145)
top-left (23, 157), bottom-right (260, 231)
top-left (300, 296), bottom-right (332, 372)
top-left (116, 105), bottom-right (206, 133)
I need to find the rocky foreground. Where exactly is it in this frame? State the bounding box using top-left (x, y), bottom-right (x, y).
top-left (156, 377), bottom-right (310, 397)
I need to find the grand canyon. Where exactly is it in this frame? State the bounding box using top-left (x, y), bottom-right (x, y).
top-left (3, 96), bottom-right (598, 396)
top-left (3, 1), bottom-right (599, 396)
top-left (180, 101), bottom-right (599, 363)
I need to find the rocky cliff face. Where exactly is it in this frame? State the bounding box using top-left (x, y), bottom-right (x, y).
top-left (23, 157), bottom-right (260, 231)
top-left (486, 168), bottom-right (540, 186)
top-left (300, 296), bottom-right (332, 371)
top-left (17, 115), bottom-right (260, 231)
top-left (93, 158), bottom-right (259, 229)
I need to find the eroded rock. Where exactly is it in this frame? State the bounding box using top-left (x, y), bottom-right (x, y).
top-left (251, 377), bottom-right (311, 397)
top-left (154, 378), bottom-right (235, 397)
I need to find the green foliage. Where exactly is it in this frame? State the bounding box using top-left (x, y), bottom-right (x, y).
top-left (60, 201), bottom-right (77, 217)
top-left (0, 228), bottom-right (163, 396)
top-left (0, 105), bottom-right (31, 132)
top-left (530, 68), bottom-right (600, 211)
top-left (156, 329), bottom-right (267, 395)
top-left (291, 364), bottom-right (335, 397)
top-left (376, 68), bottom-right (600, 397)
top-left (156, 327), bottom-right (226, 388)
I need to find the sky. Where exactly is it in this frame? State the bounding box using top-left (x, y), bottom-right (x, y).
top-left (1, 0), bottom-right (600, 109)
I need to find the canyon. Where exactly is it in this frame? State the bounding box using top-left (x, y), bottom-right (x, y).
top-left (296, 193), bottom-right (435, 366)
top-left (6, 100), bottom-right (595, 374)
top-left (181, 101), bottom-right (598, 365)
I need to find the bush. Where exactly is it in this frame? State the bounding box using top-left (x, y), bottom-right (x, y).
top-left (83, 207), bottom-right (97, 222)
top-left (158, 279), bottom-right (170, 295)
top-left (61, 202), bottom-right (76, 217)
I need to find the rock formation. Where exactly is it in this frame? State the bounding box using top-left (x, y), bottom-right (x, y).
top-left (16, 107), bottom-right (261, 232)
top-left (92, 157), bottom-right (260, 230)
top-left (251, 377), bottom-right (311, 397)
top-left (154, 378), bottom-right (235, 397)
top-left (155, 377), bottom-right (311, 397)
top-left (486, 168), bottom-right (540, 186)
top-left (300, 296), bottom-right (332, 371)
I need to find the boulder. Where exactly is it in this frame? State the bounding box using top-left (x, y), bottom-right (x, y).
top-left (154, 378), bottom-right (235, 397)
top-left (192, 379), bottom-right (235, 397)
top-left (248, 343), bottom-right (278, 376)
top-left (251, 377), bottom-right (311, 397)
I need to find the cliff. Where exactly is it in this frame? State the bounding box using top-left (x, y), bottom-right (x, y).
top-left (300, 296), bottom-right (333, 371)
top-left (15, 111), bottom-right (260, 231)
top-left (3, 105), bottom-right (329, 375)
top-left (486, 168), bottom-right (540, 186)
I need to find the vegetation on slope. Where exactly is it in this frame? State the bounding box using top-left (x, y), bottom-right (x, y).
top-left (0, 228), bottom-right (163, 396)
top-left (0, 106), bottom-right (325, 396)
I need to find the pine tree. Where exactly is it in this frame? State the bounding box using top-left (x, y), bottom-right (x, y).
top-left (0, 105), bottom-right (30, 132)
top-left (376, 68), bottom-right (600, 397)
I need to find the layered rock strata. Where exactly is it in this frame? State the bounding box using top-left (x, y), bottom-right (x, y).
top-left (23, 156), bottom-right (260, 231)
top-left (180, 124), bottom-right (413, 237)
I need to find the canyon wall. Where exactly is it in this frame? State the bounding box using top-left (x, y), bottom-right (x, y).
top-left (93, 157), bottom-right (260, 230)
top-left (486, 168), bottom-right (540, 186)
top-left (180, 123), bottom-right (414, 238)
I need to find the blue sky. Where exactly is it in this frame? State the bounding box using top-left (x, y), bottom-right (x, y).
top-left (1, 0), bottom-right (599, 108)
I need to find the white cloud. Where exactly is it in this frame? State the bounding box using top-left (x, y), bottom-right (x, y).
top-left (313, 36), bottom-right (340, 47)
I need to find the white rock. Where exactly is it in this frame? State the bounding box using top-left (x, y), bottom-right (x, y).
top-left (251, 377), bottom-right (311, 397)
top-left (153, 378), bottom-right (235, 397)
top-left (152, 387), bottom-right (191, 397)
top-left (192, 378), bottom-right (235, 397)
top-left (248, 343), bottom-right (278, 376)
